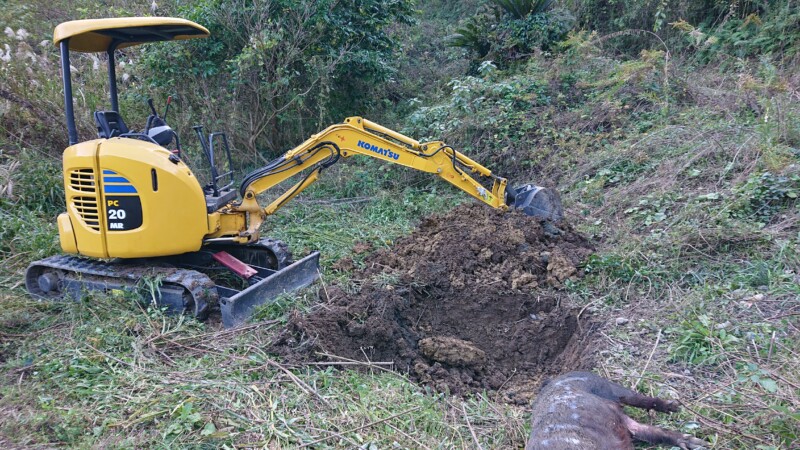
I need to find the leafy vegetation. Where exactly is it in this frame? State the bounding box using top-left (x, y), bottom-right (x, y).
top-left (732, 172), bottom-right (800, 225)
top-left (2, 0), bottom-right (799, 448)
top-left (450, 2), bottom-right (574, 65)
top-left (142, 0), bottom-right (416, 160)
top-left (562, 0), bottom-right (800, 59)
top-left (492, 0), bottom-right (554, 19)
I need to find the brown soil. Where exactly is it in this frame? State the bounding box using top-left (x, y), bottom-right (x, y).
top-left (273, 203), bottom-right (599, 403)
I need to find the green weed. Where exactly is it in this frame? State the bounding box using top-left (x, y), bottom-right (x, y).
top-left (731, 172), bottom-right (799, 225)
top-left (669, 314), bottom-right (740, 365)
top-left (250, 291), bottom-right (310, 324)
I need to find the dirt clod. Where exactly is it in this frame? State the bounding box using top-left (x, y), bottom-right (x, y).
top-left (546, 248), bottom-right (578, 285)
top-left (419, 337), bottom-right (486, 368)
top-left (274, 203), bottom-right (598, 403)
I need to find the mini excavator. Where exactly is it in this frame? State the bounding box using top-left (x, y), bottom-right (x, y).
top-left (26, 17), bottom-right (563, 327)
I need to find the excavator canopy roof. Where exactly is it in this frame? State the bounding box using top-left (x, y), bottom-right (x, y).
top-left (53, 17), bottom-right (209, 53)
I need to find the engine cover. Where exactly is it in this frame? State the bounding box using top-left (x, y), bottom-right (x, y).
top-left (59, 138), bottom-right (210, 258)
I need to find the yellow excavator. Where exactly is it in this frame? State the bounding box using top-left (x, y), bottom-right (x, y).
top-left (26, 17), bottom-right (563, 327)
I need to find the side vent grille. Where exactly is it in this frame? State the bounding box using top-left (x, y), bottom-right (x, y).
top-left (68, 169), bottom-right (100, 231)
top-left (73, 196), bottom-right (100, 231)
top-left (69, 168), bottom-right (96, 192)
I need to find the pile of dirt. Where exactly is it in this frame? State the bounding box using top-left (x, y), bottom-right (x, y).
top-left (273, 203), bottom-right (598, 403)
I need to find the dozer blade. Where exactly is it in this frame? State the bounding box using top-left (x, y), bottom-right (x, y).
top-left (220, 251), bottom-right (320, 328)
top-left (510, 184), bottom-right (564, 221)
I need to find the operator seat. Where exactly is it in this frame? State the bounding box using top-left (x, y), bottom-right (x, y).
top-left (94, 111), bottom-right (129, 138)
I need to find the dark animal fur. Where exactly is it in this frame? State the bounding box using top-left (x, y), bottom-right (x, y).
top-left (526, 372), bottom-right (706, 450)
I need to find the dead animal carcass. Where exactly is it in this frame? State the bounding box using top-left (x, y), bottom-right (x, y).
top-left (526, 371), bottom-right (707, 450)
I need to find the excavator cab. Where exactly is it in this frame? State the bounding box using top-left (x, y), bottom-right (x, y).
top-left (55, 18), bottom-right (239, 215)
top-left (51, 18), bottom-right (220, 259)
top-left (55, 18), bottom-right (208, 146)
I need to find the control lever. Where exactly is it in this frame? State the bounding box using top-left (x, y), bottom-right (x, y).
top-left (163, 95), bottom-right (173, 122)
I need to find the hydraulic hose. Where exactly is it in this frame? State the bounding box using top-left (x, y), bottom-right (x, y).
top-left (239, 142), bottom-right (341, 197)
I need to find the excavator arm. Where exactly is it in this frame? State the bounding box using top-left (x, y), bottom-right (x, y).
top-left (243, 117), bottom-right (509, 208)
top-left (212, 117), bottom-right (562, 243)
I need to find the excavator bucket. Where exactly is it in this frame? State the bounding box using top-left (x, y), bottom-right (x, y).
top-left (219, 251), bottom-right (320, 328)
top-left (509, 184), bottom-right (564, 221)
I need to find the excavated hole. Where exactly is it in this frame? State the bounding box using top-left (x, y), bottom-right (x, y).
top-left (273, 203), bottom-right (599, 404)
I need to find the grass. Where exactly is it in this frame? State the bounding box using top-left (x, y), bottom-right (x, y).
top-left (552, 53), bottom-right (800, 447)
top-left (3, 136), bottom-right (797, 447)
top-left (0, 291), bottom-right (529, 448)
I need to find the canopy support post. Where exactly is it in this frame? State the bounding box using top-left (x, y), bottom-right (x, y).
top-left (107, 42), bottom-right (119, 113)
top-left (60, 39), bottom-right (78, 146)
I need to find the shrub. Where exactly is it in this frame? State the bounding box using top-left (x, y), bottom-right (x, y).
top-left (450, 4), bottom-right (574, 65)
top-left (141, 0), bottom-right (416, 161)
top-left (491, 0), bottom-right (554, 19)
top-left (561, 0), bottom-right (775, 56)
top-left (403, 71), bottom-right (552, 174)
top-left (563, 0), bottom-right (764, 34)
top-left (450, 14), bottom-right (495, 59)
top-left (731, 172), bottom-right (800, 225)
top-left (496, 9), bottom-right (576, 55)
top-left (673, 4), bottom-right (800, 61)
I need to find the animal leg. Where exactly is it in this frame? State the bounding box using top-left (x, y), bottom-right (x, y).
top-left (584, 372), bottom-right (679, 412)
top-left (619, 391), bottom-right (680, 413)
top-left (622, 415), bottom-right (707, 449)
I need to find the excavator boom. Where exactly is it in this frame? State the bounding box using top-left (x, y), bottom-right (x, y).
top-left (245, 117), bottom-right (507, 208)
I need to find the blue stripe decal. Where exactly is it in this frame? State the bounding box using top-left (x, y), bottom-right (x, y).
top-left (103, 170), bottom-right (117, 175)
top-left (104, 185), bottom-right (138, 194)
top-left (103, 176), bottom-right (130, 183)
